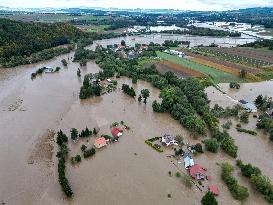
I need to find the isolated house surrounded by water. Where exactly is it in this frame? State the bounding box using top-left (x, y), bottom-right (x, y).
top-left (94, 137), bottom-right (107, 149)
top-left (239, 100), bottom-right (257, 113)
top-left (188, 164), bottom-right (206, 180)
top-left (111, 127), bottom-right (123, 138)
top-left (183, 152), bottom-right (194, 169)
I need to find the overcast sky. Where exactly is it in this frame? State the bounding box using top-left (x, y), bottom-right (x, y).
top-left (0, 0), bottom-right (273, 11)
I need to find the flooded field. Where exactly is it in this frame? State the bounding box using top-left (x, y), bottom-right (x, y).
top-left (0, 40), bottom-right (272, 205)
top-left (205, 82), bottom-right (273, 180)
top-left (87, 33), bottom-right (256, 49)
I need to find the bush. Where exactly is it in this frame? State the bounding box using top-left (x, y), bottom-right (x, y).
top-left (201, 192), bottom-right (218, 205)
top-left (175, 172), bottom-right (181, 178)
top-left (229, 82), bottom-right (240, 89)
top-left (81, 144), bottom-right (87, 152)
top-left (240, 112), bottom-right (249, 123)
top-left (83, 147), bottom-right (96, 158)
top-left (71, 154), bottom-right (81, 164)
top-left (195, 143), bottom-right (203, 153)
top-left (204, 138), bottom-right (219, 153)
top-left (61, 59), bottom-right (68, 66)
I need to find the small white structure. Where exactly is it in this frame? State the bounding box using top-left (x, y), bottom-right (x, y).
top-left (44, 66), bottom-right (54, 73)
top-left (161, 134), bottom-right (178, 146)
top-left (239, 100), bottom-right (257, 113)
top-left (106, 79), bottom-right (112, 83)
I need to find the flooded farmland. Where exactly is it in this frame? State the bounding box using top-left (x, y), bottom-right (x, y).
top-left (0, 38), bottom-right (272, 205)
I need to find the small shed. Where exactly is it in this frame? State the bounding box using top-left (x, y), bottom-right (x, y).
top-left (208, 185), bottom-right (219, 196)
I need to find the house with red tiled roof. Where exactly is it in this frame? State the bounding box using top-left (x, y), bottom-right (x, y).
top-left (188, 164), bottom-right (206, 180)
top-left (208, 185), bottom-right (219, 196)
top-left (111, 127), bottom-right (123, 138)
top-left (94, 137), bottom-right (107, 149)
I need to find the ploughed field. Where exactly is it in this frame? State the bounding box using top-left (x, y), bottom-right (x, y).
top-left (193, 47), bottom-right (273, 68)
top-left (156, 51), bottom-right (243, 83)
top-left (156, 60), bottom-right (204, 77)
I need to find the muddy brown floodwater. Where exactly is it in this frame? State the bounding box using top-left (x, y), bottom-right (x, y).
top-left (0, 46), bottom-right (272, 205)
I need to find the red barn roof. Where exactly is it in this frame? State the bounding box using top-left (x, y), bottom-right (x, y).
top-left (188, 164), bottom-right (206, 179)
top-left (208, 185), bottom-right (219, 196)
top-left (111, 127), bottom-right (123, 137)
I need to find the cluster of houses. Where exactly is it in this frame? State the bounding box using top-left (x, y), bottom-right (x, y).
top-left (112, 43), bottom-right (149, 60)
top-left (94, 127), bottom-right (123, 149)
top-left (164, 49), bottom-right (186, 58)
top-left (160, 134), bottom-right (219, 196)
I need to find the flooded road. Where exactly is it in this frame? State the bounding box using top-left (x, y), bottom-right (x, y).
top-left (0, 42), bottom-right (272, 205)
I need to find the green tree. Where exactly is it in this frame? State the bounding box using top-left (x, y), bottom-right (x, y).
top-left (138, 94), bottom-right (142, 102)
top-left (141, 89), bottom-right (150, 104)
top-left (201, 192), bottom-right (218, 205)
top-left (70, 128), bottom-right (78, 141)
top-left (204, 138), bottom-right (219, 153)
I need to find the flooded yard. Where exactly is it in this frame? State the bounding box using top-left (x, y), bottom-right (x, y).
top-left (0, 43), bottom-right (272, 205)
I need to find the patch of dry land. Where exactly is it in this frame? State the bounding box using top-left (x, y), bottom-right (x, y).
top-left (0, 49), bottom-right (273, 205)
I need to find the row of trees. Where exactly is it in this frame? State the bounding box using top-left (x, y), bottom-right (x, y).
top-left (56, 130), bottom-right (73, 197)
top-left (221, 162), bottom-right (249, 201)
top-left (236, 160), bottom-right (273, 203)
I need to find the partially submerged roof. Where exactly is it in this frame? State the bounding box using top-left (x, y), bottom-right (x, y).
top-left (111, 127), bottom-right (123, 137)
top-left (95, 137), bottom-right (106, 146)
top-left (208, 185), bottom-right (219, 196)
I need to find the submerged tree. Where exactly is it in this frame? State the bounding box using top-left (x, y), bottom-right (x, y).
top-left (70, 128), bottom-right (78, 141)
top-left (141, 89), bottom-right (150, 104)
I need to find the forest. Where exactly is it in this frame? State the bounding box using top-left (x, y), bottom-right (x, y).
top-left (0, 19), bottom-right (82, 63)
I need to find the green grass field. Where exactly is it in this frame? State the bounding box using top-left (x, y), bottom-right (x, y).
top-left (156, 51), bottom-right (243, 83)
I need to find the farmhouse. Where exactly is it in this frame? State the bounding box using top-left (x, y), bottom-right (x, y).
top-left (188, 164), bottom-right (206, 180)
top-left (239, 100), bottom-right (257, 113)
top-left (94, 137), bottom-right (107, 149)
top-left (161, 134), bottom-right (178, 146)
top-left (183, 152), bottom-right (194, 169)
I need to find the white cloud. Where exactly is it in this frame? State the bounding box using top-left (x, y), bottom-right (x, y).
top-left (0, 0), bottom-right (272, 10)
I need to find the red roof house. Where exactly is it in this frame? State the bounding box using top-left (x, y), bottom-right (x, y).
top-left (94, 137), bottom-right (107, 148)
top-left (111, 127), bottom-right (123, 137)
top-left (208, 185), bottom-right (219, 196)
top-left (188, 164), bottom-right (206, 180)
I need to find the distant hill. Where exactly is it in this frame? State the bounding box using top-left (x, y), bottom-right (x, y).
top-left (0, 18), bottom-right (82, 62)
